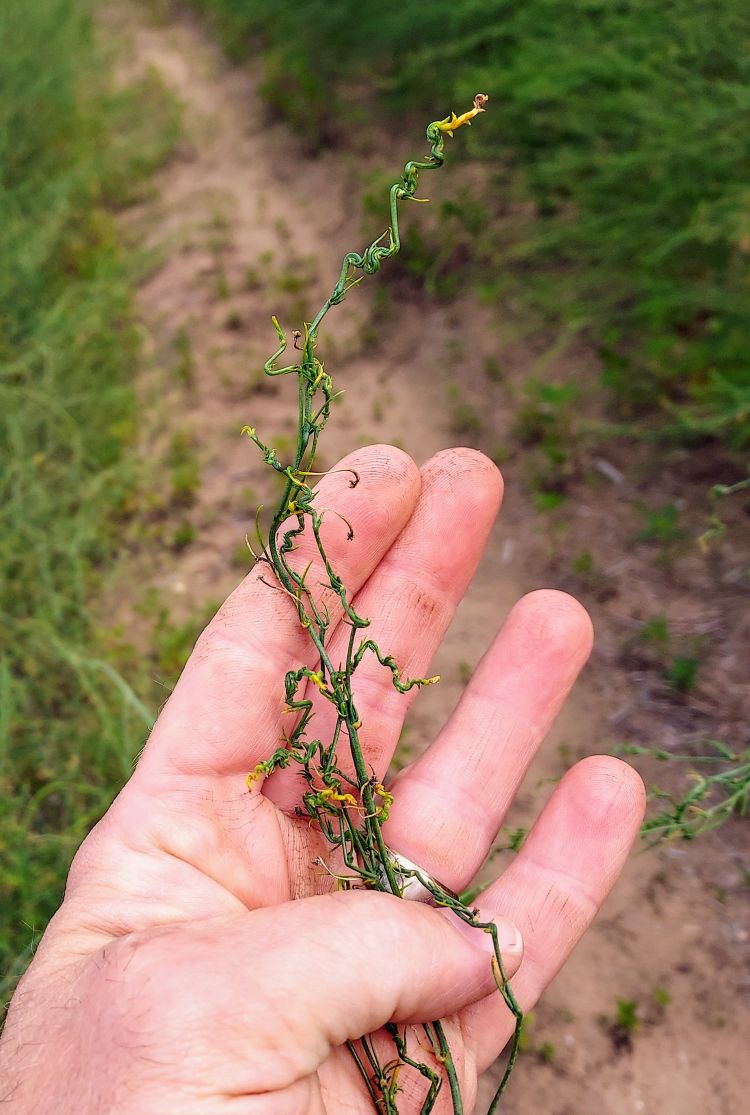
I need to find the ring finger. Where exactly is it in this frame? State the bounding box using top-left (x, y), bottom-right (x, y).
top-left (384, 588), bottom-right (594, 890)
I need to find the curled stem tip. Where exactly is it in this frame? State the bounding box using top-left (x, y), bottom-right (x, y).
top-left (435, 92), bottom-right (489, 137)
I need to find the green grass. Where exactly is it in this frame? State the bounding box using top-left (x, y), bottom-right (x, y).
top-left (189, 0), bottom-right (750, 452)
top-left (0, 0), bottom-right (179, 997)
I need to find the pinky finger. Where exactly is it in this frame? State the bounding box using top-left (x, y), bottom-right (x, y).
top-left (461, 755), bottom-right (645, 1071)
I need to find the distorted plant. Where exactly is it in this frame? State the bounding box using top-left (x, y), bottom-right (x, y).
top-left (618, 740), bottom-right (750, 842)
top-left (242, 95), bottom-right (522, 1114)
top-left (698, 472), bottom-right (750, 551)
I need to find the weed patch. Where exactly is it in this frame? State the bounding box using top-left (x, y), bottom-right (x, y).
top-left (0, 0), bottom-right (178, 995)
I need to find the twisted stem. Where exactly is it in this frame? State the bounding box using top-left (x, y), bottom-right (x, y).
top-left (244, 94), bottom-right (522, 1113)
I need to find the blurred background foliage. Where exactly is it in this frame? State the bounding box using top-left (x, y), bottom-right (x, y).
top-left (0, 0), bottom-right (178, 993)
top-left (2, 0), bottom-right (749, 1007)
top-left (193, 0), bottom-right (750, 450)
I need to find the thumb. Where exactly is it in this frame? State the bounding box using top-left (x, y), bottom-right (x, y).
top-left (139, 890), bottom-right (523, 1095)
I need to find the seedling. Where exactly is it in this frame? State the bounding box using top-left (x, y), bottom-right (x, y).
top-left (244, 264), bottom-right (263, 290)
top-left (484, 355), bottom-right (504, 383)
top-left (534, 489), bottom-right (566, 512)
top-left (214, 269), bottom-right (231, 300)
top-left (457, 659), bottom-right (473, 685)
top-left (635, 502), bottom-right (686, 546)
top-left (652, 986), bottom-right (671, 1008)
top-left (172, 326), bottom-right (195, 386)
top-left (516, 380), bottom-right (578, 508)
top-left (170, 522), bottom-right (195, 551)
top-left (242, 96), bottom-right (522, 1113)
top-left (446, 383), bottom-right (482, 437)
top-left (665, 654), bottom-right (699, 694)
top-left (624, 614), bottom-right (704, 696)
top-left (615, 999), bottom-right (639, 1031)
top-left (609, 998), bottom-right (640, 1052)
top-left (167, 430), bottom-right (201, 507)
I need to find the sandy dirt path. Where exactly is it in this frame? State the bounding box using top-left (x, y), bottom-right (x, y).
top-left (109, 5), bottom-right (749, 1112)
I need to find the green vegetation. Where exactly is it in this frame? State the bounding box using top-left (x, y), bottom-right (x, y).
top-left (446, 383), bottom-right (482, 439)
top-left (167, 430), bottom-right (202, 506)
top-left (0, 0), bottom-right (178, 995)
top-left (614, 999), bottom-right (640, 1034)
top-left (514, 1013), bottom-right (556, 1064)
top-left (625, 613), bottom-right (704, 696)
top-left (620, 740), bottom-right (750, 841)
top-left (636, 504), bottom-right (687, 547)
top-left (173, 326), bottom-right (196, 386)
top-left (652, 986), bottom-right (671, 1008)
top-left (137, 594), bottom-right (220, 683)
top-left (606, 997), bottom-right (640, 1052)
top-left (191, 0), bottom-right (750, 451)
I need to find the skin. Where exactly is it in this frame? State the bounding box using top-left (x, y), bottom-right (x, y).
top-left (0, 445), bottom-right (645, 1114)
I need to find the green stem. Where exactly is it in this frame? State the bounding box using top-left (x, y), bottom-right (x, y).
top-left (246, 97), bottom-right (520, 1113)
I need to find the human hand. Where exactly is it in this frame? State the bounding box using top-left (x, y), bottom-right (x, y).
top-left (0, 446), bottom-right (645, 1114)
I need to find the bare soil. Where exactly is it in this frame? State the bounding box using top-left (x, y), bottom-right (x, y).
top-left (109, 5), bottom-right (749, 1112)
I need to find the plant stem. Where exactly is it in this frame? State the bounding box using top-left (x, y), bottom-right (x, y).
top-left (244, 95), bottom-right (521, 1113)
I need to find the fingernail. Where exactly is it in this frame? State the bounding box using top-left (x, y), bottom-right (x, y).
top-left (442, 905), bottom-right (523, 963)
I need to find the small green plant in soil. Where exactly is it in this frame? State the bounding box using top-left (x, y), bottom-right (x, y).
top-left (570, 550), bottom-right (613, 601)
top-left (515, 380), bottom-right (578, 511)
top-left (170, 521), bottom-right (196, 551)
top-left (623, 614), bottom-right (704, 698)
top-left (635, 503), bottom-right (687, 547)
top-left (484, 356), bottom-right (504, 384)
top-left (173, 325), bottom-right (196, 386)
top-left (446, 383), bottom-right (482, 438)
top-left (665, 654), bottom-right (700, 695)
top-left (242, 95), bottom-right (521, 1114)
top-left (608, 998), bottom-right (640, 1053)
top-left (167, 429), bottom-right (202, 506)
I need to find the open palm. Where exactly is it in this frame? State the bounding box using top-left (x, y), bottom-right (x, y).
top-left (1, 446), bottom-right (644, 1114)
